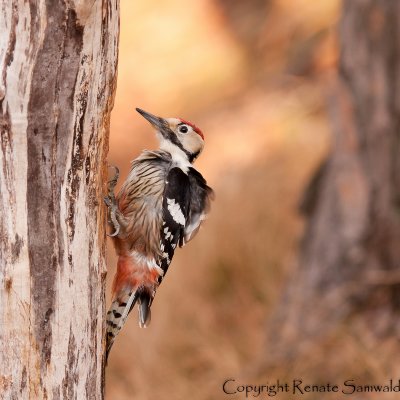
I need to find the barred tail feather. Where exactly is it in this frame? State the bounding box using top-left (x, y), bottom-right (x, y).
top-left (106, 289), bottom-right (139, 361)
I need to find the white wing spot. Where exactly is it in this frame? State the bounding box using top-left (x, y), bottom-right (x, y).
top-left (167, 198), bottom-right (185, 225)
top-left (162, 252), bottom-right (170, 263)
top-left (164, 226), bottom-right (172, 240)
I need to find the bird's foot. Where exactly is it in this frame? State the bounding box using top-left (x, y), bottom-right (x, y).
top-left (104, 196), bottom-right (121, 237)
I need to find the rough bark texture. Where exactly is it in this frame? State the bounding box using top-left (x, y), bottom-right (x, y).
top-left (0, 1), bottom-right (119, 398)
top-left (266, 0), bottom-right (400, 362)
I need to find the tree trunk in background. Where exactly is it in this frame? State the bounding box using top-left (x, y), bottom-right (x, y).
top-left (266, 0), bottom-right (400, 363)
top-left (0, 1), bottom-right (119, 398)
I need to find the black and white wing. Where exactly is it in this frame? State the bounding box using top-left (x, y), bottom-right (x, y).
top-left (158, 166), bottom-right (214, 280)
top-left (184, 167), bottom-right (214, 244)
top-left (159, 167), bottom-right (190, 277)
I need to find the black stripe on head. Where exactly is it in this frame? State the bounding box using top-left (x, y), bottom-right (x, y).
top-left (189, 150), bottom-right (200, 163)
top-left (162, 126), bottom-right (195, 162)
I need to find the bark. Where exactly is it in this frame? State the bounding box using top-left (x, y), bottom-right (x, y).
top-left (0, 1), bottom-right (119, 398)
top-left (266, 0), bottom-right (400, 362)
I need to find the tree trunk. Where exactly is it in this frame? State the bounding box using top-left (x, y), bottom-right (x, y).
top-left (0, 1), bottom-right (119, 398)
top-left (265, 0), bottom-right (400, 365)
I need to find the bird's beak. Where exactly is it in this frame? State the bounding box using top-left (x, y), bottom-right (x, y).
top-left (136, 108), bottom-right (166, 131)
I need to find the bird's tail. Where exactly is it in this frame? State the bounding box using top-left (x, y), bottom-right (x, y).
top-left (106, 288), bottom-right (153, 361)
top-left (106, 289), bottom-right (138, 360)
top-left (138, 290), bottom-right (152, 328)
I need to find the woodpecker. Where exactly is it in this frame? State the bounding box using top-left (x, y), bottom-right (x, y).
top-left (104, 108), bottom-right (214, 359)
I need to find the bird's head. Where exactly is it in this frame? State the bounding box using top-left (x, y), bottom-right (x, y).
top-left (136, 108), bottom-right (204, 163)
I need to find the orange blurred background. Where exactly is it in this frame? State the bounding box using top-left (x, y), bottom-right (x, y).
top-left (106, 1), bottom-right (339, 398)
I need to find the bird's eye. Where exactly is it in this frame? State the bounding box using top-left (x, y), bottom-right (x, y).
top-left (179, 125), bottom-right (188, 133)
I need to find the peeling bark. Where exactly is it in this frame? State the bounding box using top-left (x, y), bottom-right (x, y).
top-left (0, 1), bottom-right (119, 398)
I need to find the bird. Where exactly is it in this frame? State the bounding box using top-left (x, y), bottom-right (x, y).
top-left (104, 108), bottom-right (214, 359)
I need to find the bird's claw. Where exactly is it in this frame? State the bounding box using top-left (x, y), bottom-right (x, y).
top-left (108, 228), bottom-right (120, 238)
top-left (104, 196), bottom-right (121, 237)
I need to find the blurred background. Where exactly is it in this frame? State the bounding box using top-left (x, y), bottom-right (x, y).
top-left (105, 1), bottom-right (353, 398)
